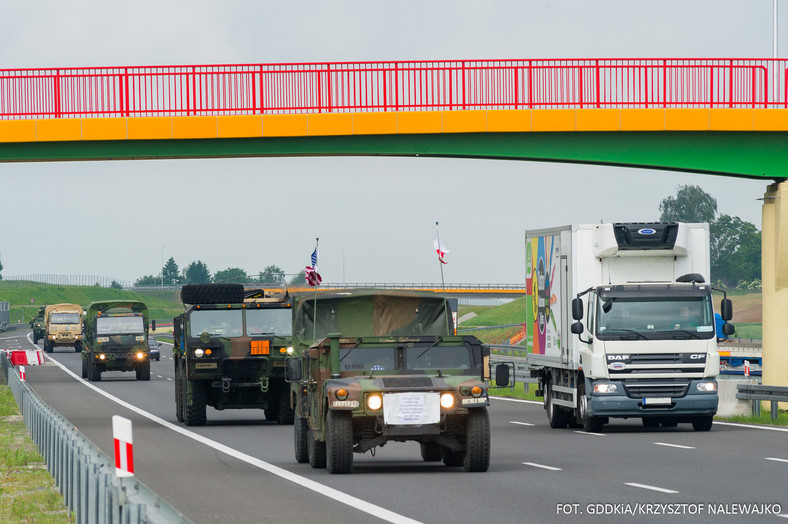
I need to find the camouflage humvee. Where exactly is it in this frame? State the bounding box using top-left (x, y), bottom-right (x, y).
top-left (82, 300), bottom-right (152, 381)
top-left (31, 306), bottom-right (46, 344)
top-left (286, 290), bottom-right (504, 474)
top-left (173, 284), bottom-right (294, 426)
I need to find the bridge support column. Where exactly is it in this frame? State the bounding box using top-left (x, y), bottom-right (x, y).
top-left (761, 181), bottom-right (788, 409)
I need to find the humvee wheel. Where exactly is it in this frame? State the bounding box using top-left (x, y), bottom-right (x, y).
top-left (33, 333), bottom-right (39, 344)
top-left (326, 410), bottom-right (353, 474)
top-left (89, 360), bottom-right (102, 382)
top-left (294, 415), bottom-right (309, 463)
top-left (277, 389), bottom-right (294, 425)
top-left (420, 442), bottom-right (442, 462)
top-left (185, 380), bottom-right (207, 426)
top-left (180, 284), bottom-right (245, 305)
top-left (464, 408), bottom-right (490, 472)
top-left (81, 357), bottom-right (87, 379)
top-left (136, 363), bottom-right (151, 381)
top-left (308, 427), bottom-right (326, 469)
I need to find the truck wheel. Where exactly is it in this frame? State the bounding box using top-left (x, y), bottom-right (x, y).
top-left (294, 415), bottom-right (309, 463)
top-left (584, 416), bottom-right (604, 433)
top-left (443, 450), bottom-right (464, 467)
top-left (326, 410), bottom-right (353, 474)
top-left (33, 333), bottom-right (38, 344)
top-left (185, 380), bottom-right (207, 426)
top-left (74, 341), bottom-right (81, 353)
top-left (89, 360), bottom-right (101, 382)
top-left (175, 362), bottom-right (183, 422)
top-left (308, 427), bottom-right (326, 469)
top-left (81, 357), bottom-right (87, 379)
top-left (464, 408), bottom-right (491, 472)
top-left (44, 341), bottom-right (52, 353)
top-left (136, 363), bottom-right (151, 381)
top-left (546, 381), bottom-right (570, 429)
top-left (277, 389), bottom-right (295, 425)
top-left (176, 362), bottom-right (187, 422)
top-left (420, 442), bottom-right (442, 462)
top-left (180, 284), bottom-right (245, 305)
top-left (691, 416), bottom-right (713, 432)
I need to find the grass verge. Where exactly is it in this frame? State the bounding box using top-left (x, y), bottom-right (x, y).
top-left (0, 384), bottom-right (73, 523)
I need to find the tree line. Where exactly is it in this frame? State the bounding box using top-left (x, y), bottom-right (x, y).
top-left (134, 259), bottom-right (308, 287)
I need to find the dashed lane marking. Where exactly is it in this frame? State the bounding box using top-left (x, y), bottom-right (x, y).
top-left (625, 482), bottom-right (679, 494)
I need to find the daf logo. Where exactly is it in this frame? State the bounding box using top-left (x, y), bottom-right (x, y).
top-left (608, 362), bottom-right (626, 371)
top-left (638, 228), bottom-right (656, 235)
top-left (607, 355), bottom-right (629, 361)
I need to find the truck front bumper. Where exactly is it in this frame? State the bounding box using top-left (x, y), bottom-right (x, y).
top-left (587, 380), bottom-right (718, 417)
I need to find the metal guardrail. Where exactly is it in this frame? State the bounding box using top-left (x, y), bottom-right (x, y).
top-left (0, 353), bottom-right (192, 524)
top-left (736, 383), bottom-right (788, 420)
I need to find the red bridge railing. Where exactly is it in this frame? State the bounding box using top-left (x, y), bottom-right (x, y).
top-left (0, 59), bottom-right (785, 119)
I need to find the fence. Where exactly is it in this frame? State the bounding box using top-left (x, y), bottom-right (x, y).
top-left (2, 59), bottom-right (787, 120)
top-left (0, 353), bottom-right (191, 524)
top-left (736, 383), bottom-right (788, 419)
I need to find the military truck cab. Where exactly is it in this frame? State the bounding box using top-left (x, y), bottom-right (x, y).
top-left (82, 300), bottom-right (151, 381)
top-left (31, 306), bottom-right (46, 344)
top-left (44, 303), bottom-right (84, 353)
top-left (287, 291), bottom-right (496, 474)
top-left (173, 284), bottom-right (294, 426)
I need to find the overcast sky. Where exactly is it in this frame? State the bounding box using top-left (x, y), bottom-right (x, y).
top-left (0, 1), bottom-right (779, 285)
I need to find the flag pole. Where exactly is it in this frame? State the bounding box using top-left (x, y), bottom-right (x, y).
top-left (435, 222), bottom-right (452, 335)
top-left (312, 237), bottom-right (319, 343)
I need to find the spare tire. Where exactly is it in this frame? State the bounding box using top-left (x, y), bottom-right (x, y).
top-left (181, 284), bottom-right (245, 305)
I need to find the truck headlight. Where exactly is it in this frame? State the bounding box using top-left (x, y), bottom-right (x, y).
top-left (286, 346), bottom-right (294, 355)
top-left (136, 352), bottom-right (145, 360)
top-left (593, 383), bottom-right (618, 394)
top-left (696, 381), bottom-right (717, 392)
top-left (194, 349), bottom-right (204, 358)
top-left (367, 393), bottom-right (382, 411)
top-left (440, 392), bottom-right (455, 409)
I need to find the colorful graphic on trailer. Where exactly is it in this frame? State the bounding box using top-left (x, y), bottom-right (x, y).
top-left (526, 234), bottom-right (561, 356)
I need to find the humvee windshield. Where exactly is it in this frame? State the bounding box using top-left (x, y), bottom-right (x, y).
top-left (189, 310), bottom-right (243, 337)
top-left (51, 313), bottom-right (80, 324)
top-left (245, 308), bottom-right (292, 336)
top-left (97, 316), bottom-right (144, 335)
top-left (406, 345), bottom-right (472, 370)
top-left (340, 347), bottom-right (396, 372)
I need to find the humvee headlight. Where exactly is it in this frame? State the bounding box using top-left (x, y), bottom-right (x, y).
top-left (194, 349), bottom-right (204, 358)
top-left (98, 354), bottom-right (106, 360)
top-left (471, 385), bottom-right (484, 397)
top-left (136, 352), bottom-right (145, 360)
top-left (286, 346), bottom-right (294, 355)
top-left (697, 381), bottom-right (717, 392)
top-left (336, 389), bottom-right (349, 401)
top-left (440, 393), bottom-right (455, 409)
top-left (366, 393), bottom-right (383, 411)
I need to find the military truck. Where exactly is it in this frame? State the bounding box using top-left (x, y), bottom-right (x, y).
top-left (44, 303), bottom-right (84, 353)
top-left (81, 300), bottom-right (152, 381)
top-left (173, 284), bottom-right (294, 426)
top-left (286, 290), bottom-right (503, 474)
top-left (30, 306), bottom-right (46, 343)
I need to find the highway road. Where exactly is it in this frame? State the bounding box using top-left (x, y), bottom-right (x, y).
top-left (3, 329), bottom-right (787, 523)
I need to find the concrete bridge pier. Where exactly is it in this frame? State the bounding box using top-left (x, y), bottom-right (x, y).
top-left (761, 180), bottom-right (788, 408)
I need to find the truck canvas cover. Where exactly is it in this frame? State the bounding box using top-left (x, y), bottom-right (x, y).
top-left (292, 290), bottom-right (451, 350)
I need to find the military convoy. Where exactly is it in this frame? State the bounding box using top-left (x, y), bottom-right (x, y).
top-left (43, 303), bottom-right (84, 353)
top-left (285, 290), bottom-right (502, 473)
top-left (81, 300), bottom-right (153, 381)
top-left (173, 284), bottom-right (295, 426)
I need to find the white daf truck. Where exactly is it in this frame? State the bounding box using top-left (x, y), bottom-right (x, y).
top-left (525, 222), bottom-right (734, 432)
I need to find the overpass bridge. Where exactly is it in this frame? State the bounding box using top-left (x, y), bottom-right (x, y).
top-left (1, 57), bottom-right (786, 391)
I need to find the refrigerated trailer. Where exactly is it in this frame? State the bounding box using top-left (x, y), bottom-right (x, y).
top-left (525, 222), bottom-right (734, 432)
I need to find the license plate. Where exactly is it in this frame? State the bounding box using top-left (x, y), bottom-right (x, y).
top-left (643, 397), bottom-right (672, 405)
top-left (251, 340), bottom-right (270, 355)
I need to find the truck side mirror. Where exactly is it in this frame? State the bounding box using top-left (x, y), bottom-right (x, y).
top-left (495, 363), bottom-right (510, 387)
top-left (150, 320), bottom-right (157, 332)
top-left (722, 323), bottom-right (735, 336)
top-left (571, 321), bottom-right (584, 335)
top-left (720, 298), bottom-right (733, 321)
top-left (571, 298), bottom-right (584, 320)
top-left (285, 357), bottom-right (302, 382)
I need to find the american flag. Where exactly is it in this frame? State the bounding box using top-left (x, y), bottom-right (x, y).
top-left (305, 246), bottom-right (322, 286)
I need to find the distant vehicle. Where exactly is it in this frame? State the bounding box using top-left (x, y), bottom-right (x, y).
top-left (31, 306), bottom-right (46, 344)
top-left (148, 336), bottom-right (161, 361)
top-left (44, 304), bottom-right (84, 353)
top-left (82, 300), bottom-right (153, 381)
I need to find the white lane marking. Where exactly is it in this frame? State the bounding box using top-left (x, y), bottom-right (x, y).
top-left (714, 421), bottom-right (788, 433)
top-left (42, 354), bottom-right (420, 524)
top-left (490, 396), bottom-right (541, 406)
top-left (574, 431), bottom-right (605, 437)
top-left (509, 421), bottom-right (534, 426)
top-left (654, 442), bottom-right (695, 450)
top-left (522, 462), bottom-right (562, 471)
top-left (625, 482), bottom-right (679, 494)
top-left (765, 457), bottom-right (788, 464)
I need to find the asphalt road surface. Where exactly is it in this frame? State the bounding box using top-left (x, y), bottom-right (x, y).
top-left (4, 329), bottom-right (787, 523)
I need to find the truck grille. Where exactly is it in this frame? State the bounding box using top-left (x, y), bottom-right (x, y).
top-left (622, 379), bottom-right (690, 399)
top-left (607, 353), bottom-right (706, 377)
top-left (221, 360), bottom-right (266, 382)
